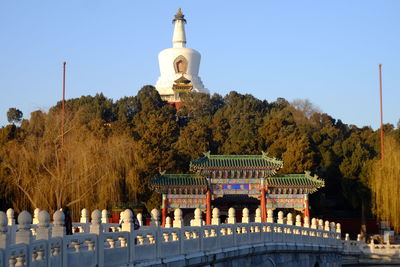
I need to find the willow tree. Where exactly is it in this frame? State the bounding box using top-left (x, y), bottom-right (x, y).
top-left (370, 135), bottom-right (400, 232)
top-left (1, 107), bottom-right (135, 217)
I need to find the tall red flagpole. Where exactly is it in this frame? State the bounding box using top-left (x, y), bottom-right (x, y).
top-left (379, 64), bottom-right (384, 160)
top-left (61, 62), bottom-right (66, 147)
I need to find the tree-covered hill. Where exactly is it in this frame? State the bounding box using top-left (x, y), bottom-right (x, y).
top-left (0, 86), bottom-right (399, 229)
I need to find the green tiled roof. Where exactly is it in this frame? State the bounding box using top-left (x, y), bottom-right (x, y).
top-left (190, 151), bottom-right (283, 170)
top-left (150, 174), bottom-right (208, 187)
top-left (266, 172), bottom-right (324, 188)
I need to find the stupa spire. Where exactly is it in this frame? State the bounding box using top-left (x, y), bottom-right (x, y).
top-left (172, 8), bottom-right (186, 48)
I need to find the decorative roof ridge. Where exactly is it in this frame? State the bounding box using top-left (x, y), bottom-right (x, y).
top-left (158, 173), bottom-right (199, 177)
top-left (272, 173), bottom-right (309, 177)
top-left (174, 75), bottom-right (191, 84)
top-left (272, 171), bottom-right (324, 180)
top-left (261, 151), bottom-right (284, 165)
top-left (200, 151), bottom-right (283, 161)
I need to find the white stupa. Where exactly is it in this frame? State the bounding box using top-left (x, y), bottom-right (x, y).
top-left (155, 9), bottom-right (209, 103)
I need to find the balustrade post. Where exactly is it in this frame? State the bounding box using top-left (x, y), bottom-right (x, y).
top-left (0, 211), bottom-right (8, 248)
top-left (211, 208), bottom-right (220, 226)
top-left (190, 208), bottom-right (203, 227)
top-left (227, 208), bottom-right (236, 224)
top-left (80, 208), bottom-right (89, 223)
top-left (286, 213), bottom-right (293, 225)
top-left (311, 218), bottom-right (317, 229)
top-left (150, 209), bottom-right (160, 227)
top-left (32, 208), bottom-right (40, 225)
top-left (7, 208), bottom-right (15, 226)
top-left (52, 210), bottom-right (65, 238)
top-left (173, 208), bottom-right (183, 228)
top-left (318, 219), bottom-right (324, 230)
top-left (6, 208), bottom-right (16, 244)
top-left (90, 209), bottom-right (103, 234)
top-left (277, 211), bottom-right (284, 224)
top-left (295, 215), bottom-right (302, 227)
top-left (137, 213), bottom-right (143, 226)
top-left (330, 222), bottom-right (336, 232)
top-left (303, 216), bottom-right (310, 228)
top-left (36, 210), bottom-right (51, 240)
top-left (16, 211), bottom-right (32, 244)
top-left (324, 221), bottom-right (330, 231)
top-left (267, 209), bottom-right (274, 223)
top-left (254, 208), bottom-right (261, 223)
top-left (101, 209), bottom-right (108, 224)
top-left (121, 209), bottom-right (135, 232)
top-left (336, 223), bottom-right (341, 239)
top-left (242, 208), bottom-right (250, 223)
top-left (165, 217), bottom-right (172, 228)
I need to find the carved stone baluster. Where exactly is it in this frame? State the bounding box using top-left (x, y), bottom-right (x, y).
top-left (90, 209), bottom-right (103, 234)
top-left (36, 210), bottom-right (51, 240)
top-left (210, 228), bottom-right (217, 237)
top-left (242, 208), bottom-right (250, 223)
top-left (191, 208), bottom-right (203, 227)
top-left (184, 231), bottom-right (191, 240)
top-left (52, 210), bottom-right (65, 238)
top-left (87, 240), bottom-right (95, 251)
top-left (136, 213), bottom-right (143, 226)
top-left (147, 234), bottom-right (155, 244)
top-left (171, 232), bottom-right (179, 241)
top-left (267, 209), bottom-right (274, 223)
top-left (32, 208), bottom-right (40, 225)
top-left (163, 232), bottom-right (169, 242)
top-left (101, 209), bottom-right (108, 224)
top-left (9, 255), bottom-right (17, 267)
top-left (173, 209), bottom-right (183, 228)
top-left (7, 208), bottom-right (15, 226)
top-left (254, 208), bottom-right (262, 223)
top-left (16, 254), bottom-right (26, 266)
top-left (212, 208), bottom-right (220, 226)
top-left (118, 237), bottom-right (127, 247)
top-left (122, 209), bottom-right (134, 232)
top-left (107, 238), bottom-right (116, 248)
top-left (16, 211), bottom-right (32, 244)
top-left (136, 235), bottom-right (144, 245)
top-left (150, 209), bottom-right (160, 227)
top-left (165, 216), bottom-right (172, 228)
top-left (227, 208), bottom-right (236, 224)
top-left (80, 208), bottom-right (89, 223)
top-left (0, 211), bottom-right (8, 248)
top-left (36, 248), bottom-right (44, 261)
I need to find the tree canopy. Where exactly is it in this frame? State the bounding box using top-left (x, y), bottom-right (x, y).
top-left (7, 108), bottom-right (23, 124)
top-left (0, 87), bottom-right (397, 225)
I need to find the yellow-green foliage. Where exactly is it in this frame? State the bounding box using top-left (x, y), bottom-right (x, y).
top-left (371, 135), bottom-right (400, 232)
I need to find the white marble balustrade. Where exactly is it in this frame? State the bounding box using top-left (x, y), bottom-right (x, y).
top-left (0, 207), bottom-right (353, 267)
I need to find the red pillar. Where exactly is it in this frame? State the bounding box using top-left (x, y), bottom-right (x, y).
top-left (206, 189), bottom-right (211, 225)
top-left (303, 194), bottom-right (310, 219)
top-left (161, 194), bottom-right (167, 227)
top-left (260, 179), bottom-right (266, 222)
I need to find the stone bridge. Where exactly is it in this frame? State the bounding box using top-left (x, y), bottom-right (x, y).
top-left (0, 207), bottom-right (398, 267)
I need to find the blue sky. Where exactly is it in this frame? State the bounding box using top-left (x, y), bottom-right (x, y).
top-left (0, 1), bottom-right (399, 129)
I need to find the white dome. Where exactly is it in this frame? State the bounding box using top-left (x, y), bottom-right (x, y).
top-left (155, 9), bottom-right (209, 102)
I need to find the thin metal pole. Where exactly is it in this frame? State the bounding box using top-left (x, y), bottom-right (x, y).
top-left (379, 64), bottom-right (384, 160)
top-left (61, 61), bottom-right (66, 147)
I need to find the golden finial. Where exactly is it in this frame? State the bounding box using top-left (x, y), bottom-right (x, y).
top-left (173, 8), bottom-right (186, 23)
